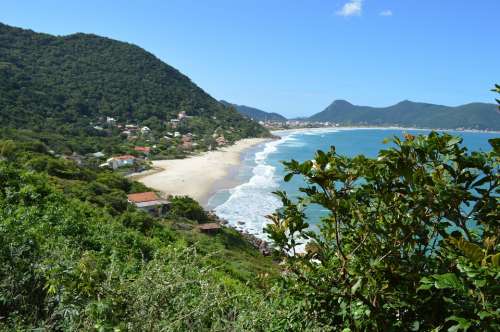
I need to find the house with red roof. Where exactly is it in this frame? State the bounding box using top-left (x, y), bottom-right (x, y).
top-left (134, 146), bottom-right (151, 155)
top-left (127, 191), bottom-right (170, 216)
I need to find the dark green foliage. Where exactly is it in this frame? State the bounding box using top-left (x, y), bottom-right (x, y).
top-left (266, 132), bottom-right (499, 331)
top-left (169, 195), bottom-right (209, 222)
top-left (0, 23), bottom-right (269, 154)
top-left (0, 141), bottom-right (307, 331)
top-left (220, 100), bottom-right (287, 122)
top-left (309, 99), bottom-right (500, 130)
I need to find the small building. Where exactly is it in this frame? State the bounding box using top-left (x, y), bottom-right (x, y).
top-left (106, 116), bottom-right (116, 125)
top-left (198, 223), bottom-right (221, 234)
top-left (134, 146), bottom-right (151, 155)
top-left (107, 155), bottom-right (136, 170)
top-left (141, 126), bottom-right (151, 134)
top-left (127, 192), bottom-right (170, 216)
top-left (125, 124), bottom-right (138, 131)
top-left (92, 151), bottom-right (106, 158)
top-left (178, 111), bottom-right (187, 120)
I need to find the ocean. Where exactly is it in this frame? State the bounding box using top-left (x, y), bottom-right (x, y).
top-left (207, 128), bottom-right (498, 240)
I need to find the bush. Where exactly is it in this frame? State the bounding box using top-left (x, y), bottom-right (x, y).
top-left (169, 196), bottom-right (209, 222)
top-left (266, 132), bottom-right (499, 331)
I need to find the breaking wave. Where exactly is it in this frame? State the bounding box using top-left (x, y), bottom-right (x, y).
top-left (213, 134), bottom-right (296, 238)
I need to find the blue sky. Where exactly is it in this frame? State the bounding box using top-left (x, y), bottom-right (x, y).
top-left (1, 0), bottom-right (499, 118)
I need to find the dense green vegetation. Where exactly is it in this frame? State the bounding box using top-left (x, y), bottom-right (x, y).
top-left (220, 100), bottom-right (288, 122)
top-left (266, 131), bottom-right (499, 330)
top-left (0, 23), bottom-right (269, 156)
top-left (308, 99), bottom-right (500, 130)
top-left (2, 131), bottom-right (498, 330)
top-left (1, 20), bottom-right (499, 331)
top-left (0, 140), bottom-right (304, 331)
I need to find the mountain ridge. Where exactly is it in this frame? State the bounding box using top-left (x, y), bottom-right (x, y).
top-left (220, 100), bottom-right (287, 122)
top-left (0, 22), bottom-right (269, 154)
top-left (308, 99), bottom-right (499, 130)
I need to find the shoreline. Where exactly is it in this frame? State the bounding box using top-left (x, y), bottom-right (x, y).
top-left (134, 138), bottom-right (271, 207)
top-left (271, 126), bottom-right (500, 135)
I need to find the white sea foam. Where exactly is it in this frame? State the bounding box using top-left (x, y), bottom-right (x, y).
top-left (213, 134), bottom-right (296, 239)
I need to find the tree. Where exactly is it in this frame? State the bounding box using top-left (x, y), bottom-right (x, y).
top-left (0, 139), bottom-right (16, 160)
top-left (266, 132), bottom-right (499, 331)
top-left (169, 196), bottom-right (209, 222)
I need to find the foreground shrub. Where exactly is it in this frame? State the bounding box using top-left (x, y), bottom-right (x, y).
top-left (266, 132), bottom-right (499, 331)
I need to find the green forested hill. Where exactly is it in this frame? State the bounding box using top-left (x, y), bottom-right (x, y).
top-left (308, 99), bottom-right (500, 130)
top-left (220, 100), bottom-right (287, 122)
top-left (0, 23), bottom-right (268, 153)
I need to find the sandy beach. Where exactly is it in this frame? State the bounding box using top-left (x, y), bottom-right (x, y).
top-left (133, 138), bottom-right (270, 206)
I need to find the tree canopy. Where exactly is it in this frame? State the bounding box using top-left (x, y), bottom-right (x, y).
top-left (266, 131), bottom-right (499, 331)
top-left (0, 23), bottom-right (269, 154)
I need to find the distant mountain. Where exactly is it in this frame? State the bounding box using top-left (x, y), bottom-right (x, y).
top-left (0, 23), bottom-right (269, 153)
top-left (308, 99), bottom-right (500, 131)
top-left (220, 100), bottom-right (287, 122)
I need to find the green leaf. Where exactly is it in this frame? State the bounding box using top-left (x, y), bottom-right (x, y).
top-left (447, 136), bottom-right (462, 147)
top-left (456, 239), bottom-right (484, 263)
top-left (446, 316), bottom-right (471, 331)
top-left (477, 311), bottom-right (492, 319)
top-left (488, 138), bottom-right (500, 154)
top-left (491, 253), bottom-right (500, 266)
top-left (433, 273), bottom-right (463, 290)
top-left (417, 283), bottom-right (433, 291)
top-left (473, 279), bottom-right (486, 287)
top-left (410, 320), bottom-right (420, 331)
top-left (351, 278), bottom-right (362, 294)
top-left (284, 173), bottom-right (294, 182)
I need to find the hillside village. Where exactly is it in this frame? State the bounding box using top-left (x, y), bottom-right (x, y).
top-left (66, 110), bottom-right (230, 173)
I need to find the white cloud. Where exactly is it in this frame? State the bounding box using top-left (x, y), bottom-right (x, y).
top-left (336, 0), bottom-right (363, 17)
top-left (379, 10), bottom-right (393, 16)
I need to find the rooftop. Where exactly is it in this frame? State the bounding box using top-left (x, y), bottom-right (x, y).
top-left (127, 191), bottom-right (160, 203)
top-left (113, 155), bottom-right (136, 160)
top-left (134, 146), bottom-right (151, 153)
top-left (198, 223), bottom-right (221, 231)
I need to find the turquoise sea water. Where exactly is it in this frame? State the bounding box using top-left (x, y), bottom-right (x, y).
top-left (207, 128), bottom-right (498, 239)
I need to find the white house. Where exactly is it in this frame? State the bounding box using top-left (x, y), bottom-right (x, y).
top-left (106, 117), bottom-right (116, 125)
top-left (127, 192), bottom-right (170, 216)
top-left (106, 155), bottom-right (136, 170)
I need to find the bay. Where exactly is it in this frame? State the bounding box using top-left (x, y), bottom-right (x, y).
top-left (208, 128), bottom-right (498, 240)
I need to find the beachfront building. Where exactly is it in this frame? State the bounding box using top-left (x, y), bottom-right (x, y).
top-left (106, 155), bottom-right (136, 169)
top-left (134, 146), bottom-right (151, 155)
top-left (198, 223), bottom-right (221, 234)
top-left (91, 151), bottom-right (106, 158)
top-left (127, 191), bottom-right (170, 216)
